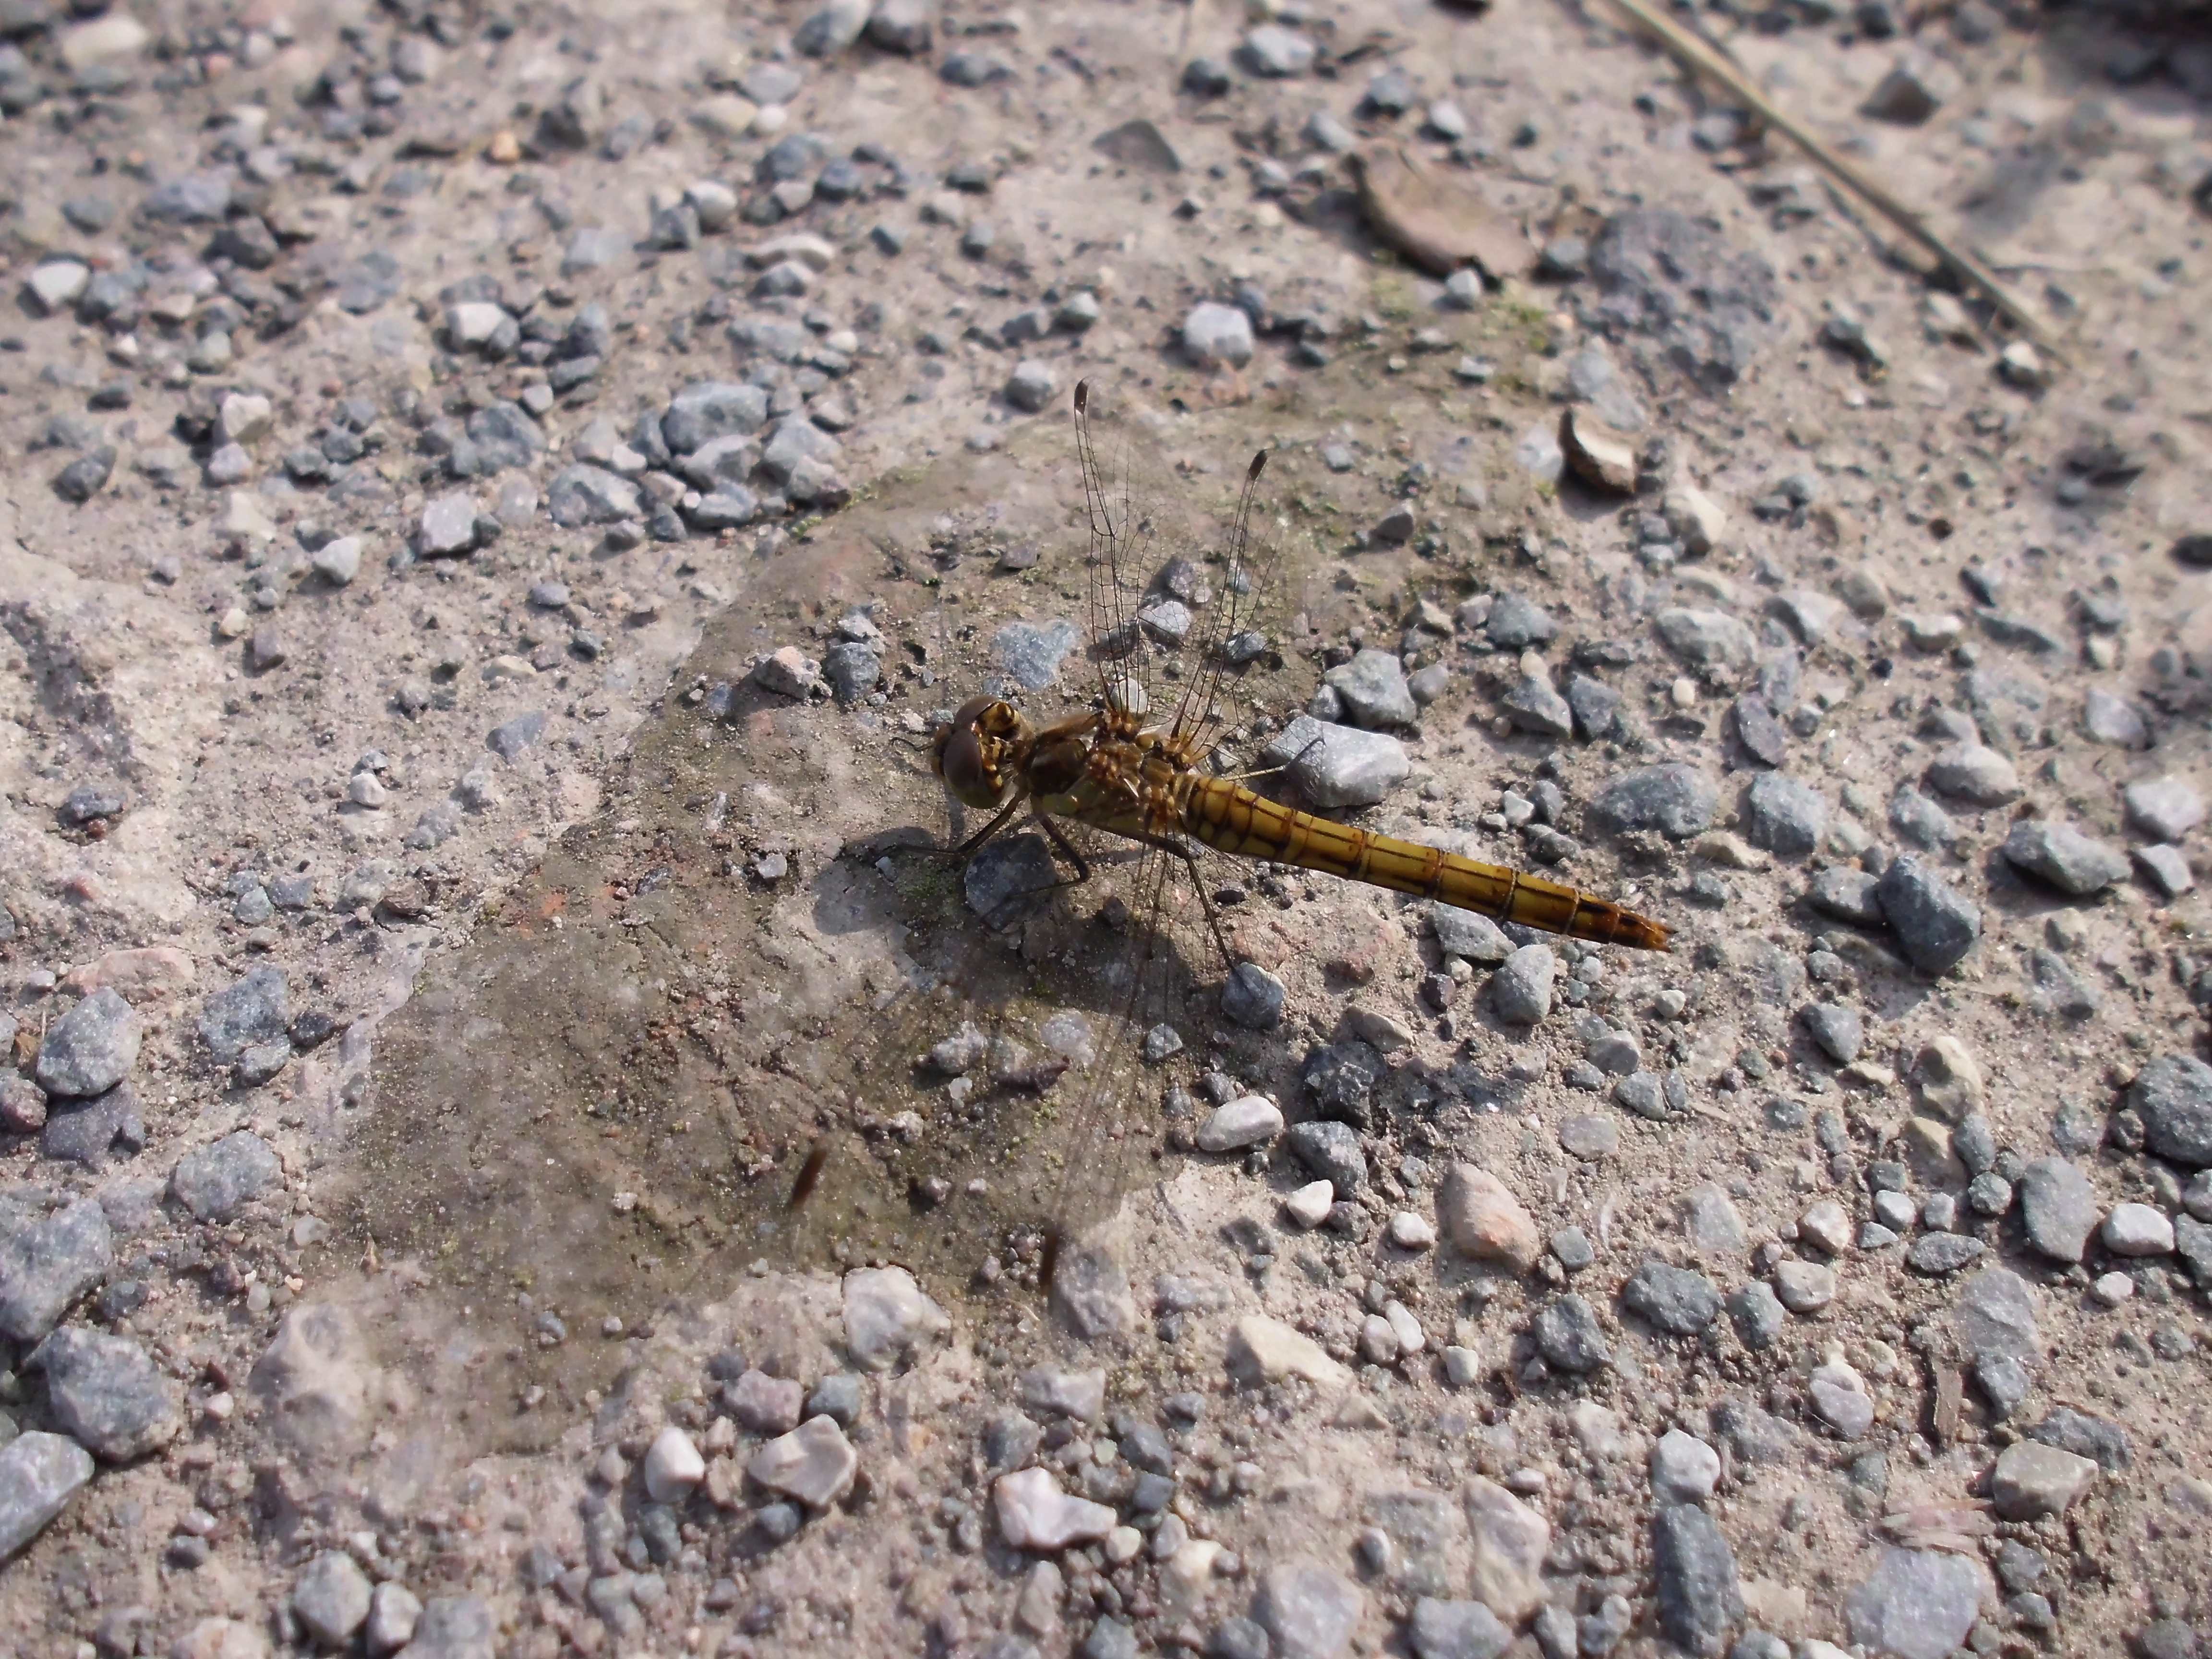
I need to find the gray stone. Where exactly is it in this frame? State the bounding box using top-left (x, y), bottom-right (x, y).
top-left (2083, 688), bottom-right (2149, 747)
top-left (32, 989), bottom-right (140, 1099)
top-left (2173, 1213), bottom-right (2211, 1286)
top-left (1221, 962), bottom-right (1286, 1030)
top-left (546, 465), bottom-right (641, 527)
top-left (1650, 1430), bottom-right (1722, 1504)
top-left (992, 619), bottom-right (1081, 690)
top-left (1844, 1548), bottom-right (1987, 1659)
top-left (2123, 776), bottom-right (2204, 842)
top-left (1324, 649), bottom-right (1417, 729)
top-left (1587, 208), bottom-right (1778, 389)
top-left (1532, 1296), bottom-right (1610, 1371)
top-left (200, 968), bottom-right (288, 1063)
top-left (2002, 820), bottom-right (2128, 896)
top-left (1742, 773), bottom-right (1827, 858)
top-left (1287, 1120), bottom-right (1366, 1192)
top-left (793, 0), bottom-right (868, 56)
top-left (1771, 1259), bottom-right (1835, 1314)
top-left (1730, 694), bottom-right (1787, 766)
top-left (1809, 1361), bottom-right (1875, 1438)
top-left (841, 1266), bottom-right (949, 1370)
top-left (1651, 1503), bottom-right (1742, 1656)
top-left (1800, 1002), bottom-right (1862, 1063)
top-left (662, 382), bottom-right (769, 453)
top-left (1991, 1441), bottom-right (2097, 1520)
top-left (1181, 302), bottom-right (1255, 369)
top-left (1589, 764), bottom-right (1718, 840)
top-left (1974, 1354), bottom-right (2030, 1420)
top-left (678, 434), bottom-right (761, 491)
top-left (1907, 1233), bottom-right (1984, 1274)
top-left (2018, 1157), bottom-right (2098, 1262)
top-left (2027, 1405), bottom-right (2129, 1471)
top-left (1809, 867), bottom-right (1885, 926)
top-left (1952, 1267), bottom-right (2037, 1362)
top-left (418, 492), bottom-right (479, 557)
top-left (1485, 593), bottom-right (1557, 649)
top-left (1566, 674), bottom-right (1621, 741)
top-left (32, 1326), bottom-right (180, 1461)
top-left (1261, 716), bottom-right (1410, 810)
top-left (1612, 1071), bottom-right (1667, 1119)
top-left (1004, 360), bottom-right (1057, 414)
top-left (759, 417), bottom-right (840, 483)
top-left (368, 1584), bottom-right (423, 1654)
top-left (1241, 24), bottom-right (1317, 76)
top-left (169, 1131), bottom-right (279, 1221)
top-left (1889, 785), bottom-right (1954, 850)
top-left (2134, 843), bottom-right (2193, 898)
top-left (1622, 1261), bottom-right (1721, 1335)
top-left (1408, 1599), bottom-right (1508, 1659)
top-left (0, 1192), bottom-right (113, 1342)
top-left (1726, 1282), bottom-right (1784, 1349)
top-left (1489, 945), bottom-right (1556, 1024)
top-left (311, 537), bottom-right (362, 586)
top-left (401, 1597), bottom-right (493, 1659)
top-left (1655, 607), bottom-right (1755, 670)
top-left (1501, 674), bottom-right (1573, 738)
top-left (293, 1551), bottom-right (374, 1646)
top-left (1925, 743), bottom-right (2020, 806)
top-left (1876, 856), bottom-right (1980, 975)
top-left (1433, 905), bottom-right (1512, 964)
top-left (2130, 1055), bottom-right (2212, 1167)
top-left (867, 0), bottom-right (934, 54)
top-left (0, 1432), bottom-right (94, 1561)
top-left (1257, 1561), bottom-right (1361, 1659)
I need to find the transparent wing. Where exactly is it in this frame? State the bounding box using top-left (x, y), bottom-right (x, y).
top-left (1164, 444), bottom-right (1272, 757)
top-left (1073, 380), bottom-right (1160, 719)
top-left (1073, 379), bottom-right (1281, 759)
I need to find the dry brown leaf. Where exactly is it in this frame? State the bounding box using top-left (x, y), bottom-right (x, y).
top-left (1352, 145), bottom-right (1535, 281)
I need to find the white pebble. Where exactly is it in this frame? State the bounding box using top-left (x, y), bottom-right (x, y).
top-left (1282, 1180), bottom-right (1335, 1229)
top-left (1387, 1211), bottom-right (1436, 1250)
top-left (642, 1425), bottom-right (705, 1503)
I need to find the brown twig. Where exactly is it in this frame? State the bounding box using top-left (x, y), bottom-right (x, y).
top-left (1597, 0), bottom-right (2064, 360)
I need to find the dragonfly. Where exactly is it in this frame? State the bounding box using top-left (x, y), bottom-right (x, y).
top-left (794, 379), bottom-right (1669, 1287)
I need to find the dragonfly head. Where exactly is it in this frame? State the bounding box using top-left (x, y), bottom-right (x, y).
top-left (931, 696), bottom-right (1031, 810)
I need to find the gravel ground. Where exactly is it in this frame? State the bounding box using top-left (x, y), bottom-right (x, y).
top-left (2, 2), bottom-right (2212, 1659)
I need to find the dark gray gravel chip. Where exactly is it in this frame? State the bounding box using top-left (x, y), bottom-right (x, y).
top-left (1587, 208), bottom-right (1779, 390)
top-left (1651, 1503), bottom-right (1743, 1657)
top-left (2129, 1055), bottom-right (2212, 1168)
top-left (169, 1131), bottom-right (280, 1222)
top-left (0, 1192), bottom-right (114, 1343)
top-left (33, 988), bottom-right (140, 1099)
top-left (31, 1326), bottom-right (180, 1461)
top-left (198, 968), bottom-right (289, 1063)
top-left (1532, 1294), bottom-right (1611, 1372)
top-left (1286, 1120), bottom-right (1365, 1191)
top-left (2025, 1406), bottom-right (2129, 1471)
top-left (54, 446), bottom-right (117, 503)
top-left (41, 1082), bottom-right (145, 1171)
top-left (1906, 1233), bottom-right (1984, 1274)
top-left (1588, 764), bottom-right (1718, 840)
top-left (1875, 856), bottom-right (1980, 975)
top-left (1622, 1261), bottom-right (1722, 1335)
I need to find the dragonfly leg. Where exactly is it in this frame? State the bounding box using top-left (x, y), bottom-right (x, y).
top-left (950, 795), bottom-right (1025, 862)
top-left (973, 809), bottom-right (1094, 932)
top-left (1032, 811), bottom-right (1094, 887)
top-left (1115, 830), bottom-right (1237, 972)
